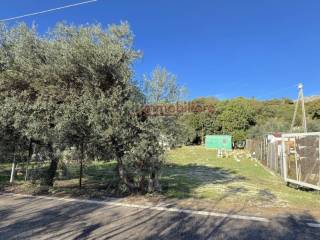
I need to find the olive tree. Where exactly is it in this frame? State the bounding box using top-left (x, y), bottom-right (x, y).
top-left (0, 22), bottom-right (164, 192)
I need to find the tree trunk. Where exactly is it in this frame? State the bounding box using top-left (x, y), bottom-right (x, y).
top-left (113, 137), bottom-right (138, 192)
top-left (79, 143), bottom-right (84, 189)
top-left (25, 139), bottom-right (33, 181)
top-left (139, 175), bottom-right (145, 193)
top-left (148, 172), bottom-right (161, 193)
top-left (117, 161), bottom-right (137, 192)
top-left (46, 143), bottom-right (59, 187)
top-left (10, 146), bottom-right (16, 184)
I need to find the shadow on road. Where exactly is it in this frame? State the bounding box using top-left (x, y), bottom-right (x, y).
top-left (145, 212), bottom-right (319, 240)
top-left (0, 194), bottom-right (319, 240)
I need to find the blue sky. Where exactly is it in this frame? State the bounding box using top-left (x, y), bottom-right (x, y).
top-left (1, 0), bottom-right (320, 100)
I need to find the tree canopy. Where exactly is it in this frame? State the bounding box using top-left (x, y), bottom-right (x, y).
top-left (143, 65), bottom-right (187, 104)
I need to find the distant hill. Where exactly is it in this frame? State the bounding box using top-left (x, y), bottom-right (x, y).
top-left (304, 96), bottom-right (320, 103)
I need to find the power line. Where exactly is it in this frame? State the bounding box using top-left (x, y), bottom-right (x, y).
top-left (0, 0), bottom-right (98, 22)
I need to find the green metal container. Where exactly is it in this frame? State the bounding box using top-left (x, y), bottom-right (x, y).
top-left (205, 135), bottom-right (232, 150)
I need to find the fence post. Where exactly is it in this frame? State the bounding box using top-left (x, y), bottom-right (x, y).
top-left (282, 136), bottom-right (287, 182)
top-left (10, 145), bottom-right (16, 184)
top-left (318, 134), bottom-right (320, 185)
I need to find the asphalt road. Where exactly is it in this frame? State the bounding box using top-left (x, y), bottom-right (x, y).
top-left (0, 193), bottom-right (319, 240)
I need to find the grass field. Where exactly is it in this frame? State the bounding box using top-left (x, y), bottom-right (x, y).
top-left (163, 146), bottom-right (320, 212)
top-left (1, 146), bottom-right (320, 216)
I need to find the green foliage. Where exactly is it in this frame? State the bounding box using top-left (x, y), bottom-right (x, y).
top-left (178, 96), bottom-right (319, 143)
top-left (213, 98), bottom-right (256, 141)
top-left (247, 118), bottom-right (290, 139)
top-left (307, 119), bottom-right (320, 132)
top-left (307, 99), bottom-right (320, 119)
top-left (0, 22), bottom-right (164, 192)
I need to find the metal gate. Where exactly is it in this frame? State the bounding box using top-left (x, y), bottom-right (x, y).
top-left (282, 132), bottom-right (320, 190)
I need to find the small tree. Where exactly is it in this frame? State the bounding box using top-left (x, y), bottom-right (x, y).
top-left (143, 66), bottom-right (188, 148)
top-left (143, 66), bottom-right (187, 104)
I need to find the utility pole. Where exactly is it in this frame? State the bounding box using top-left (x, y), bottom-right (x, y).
top-left (290, 83), bottom-right (307, 133)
